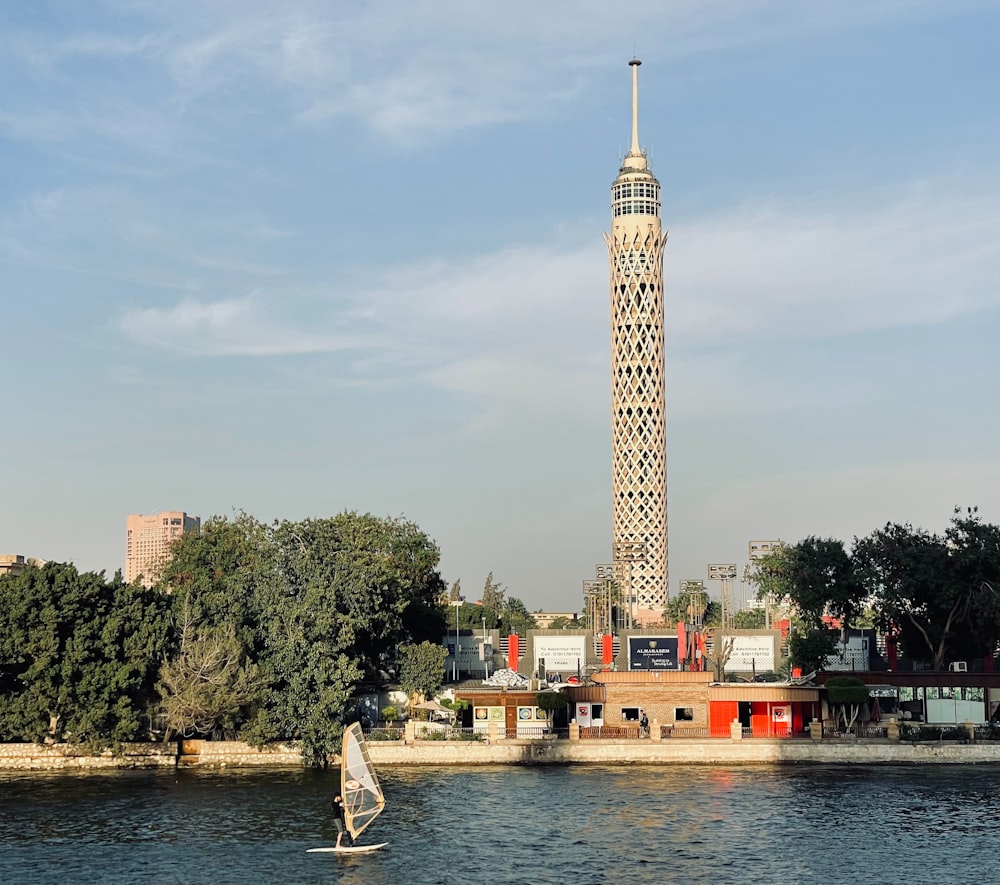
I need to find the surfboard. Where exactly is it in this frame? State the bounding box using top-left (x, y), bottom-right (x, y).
top-left (307, 842), bottom-right (388, 854)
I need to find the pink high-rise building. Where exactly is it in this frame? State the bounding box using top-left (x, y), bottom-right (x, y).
top-left (125, 511), bottom-right (200, 587)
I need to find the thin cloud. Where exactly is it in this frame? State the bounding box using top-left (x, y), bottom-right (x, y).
top-left (119, 297), bottom-right (363, 356)
top-left (4, 1), bottom-right (984, 149)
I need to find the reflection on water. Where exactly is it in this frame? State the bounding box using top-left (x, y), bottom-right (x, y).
top-left (2, 763), bottom-right (999, 884)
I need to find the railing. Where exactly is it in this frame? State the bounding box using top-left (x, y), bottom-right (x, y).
top-left (365, 726), bottom-right (404, 741)
top-left (823, 724), bottom-right (889, 739)
top-left (670, 726), bottom-right (714, 739)
top-left (579, 726), bottom-right (641, 740)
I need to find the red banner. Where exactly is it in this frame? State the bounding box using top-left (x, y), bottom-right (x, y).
top-left (508, 633), bottom-right (519, 670)
top-left (602, 633), bottom-right (613, 668)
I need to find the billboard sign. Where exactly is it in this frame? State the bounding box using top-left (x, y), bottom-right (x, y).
top-left (628, 636), bottom-right (680, 671)
top-left (532, 635), bottom-right (587, 676)
top-left (723, 635), bottom-right (776, 671)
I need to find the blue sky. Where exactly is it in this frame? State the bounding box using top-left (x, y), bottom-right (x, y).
top-left (2, 1), bottom-right (999, 612)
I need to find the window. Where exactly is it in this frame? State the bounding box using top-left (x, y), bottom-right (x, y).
top-left (675, 707), bottom-right (694, 721)
top-left (622, 707), bottom-right (640, 722)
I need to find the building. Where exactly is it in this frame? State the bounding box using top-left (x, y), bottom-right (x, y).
top-left (604, 58), bottom-right (669, 622)
top-left (531, 611), bottom-right (578, 630)
top-left (125, 511), bottom-right (200, 587)
top-left (0, 554), bottom-right (45, 578)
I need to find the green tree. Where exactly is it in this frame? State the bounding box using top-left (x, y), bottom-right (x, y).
top-left (788, 624), bottom-right (839, 674)
top-left (824, 676), bottom-right (870, 729)
top-left (156, 604), bottom-right (262, 740)
top-left (481, 572), bottom-right (505, 629)
top-left (161, 510), bottom-right (448, 765)
top-left (535, 690), bottom-right (570, 731)
top-left (749, 537), bottom-right (862, 626)
top-left (0, 563), bottom-right (171, 744)
top-left (854, 509), bottom-right (1000, 669)
top-left (663, 590), bottom-right (719, 628)
top-left (398, 641), bottom-right (447, 700)
top-left (732, 608), bottom-right (766, 629)
top-left (500, 596), bottom-right (537, 636)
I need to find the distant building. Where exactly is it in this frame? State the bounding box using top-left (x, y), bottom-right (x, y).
top-left (125, 511), bottom-right (200, 587)
top-left (532, 611), bottom-right (578, 630)
top-left (0, 554), bottom-right (46, 578)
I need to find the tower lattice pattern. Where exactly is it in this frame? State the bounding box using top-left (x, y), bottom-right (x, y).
top-left (603, 58), bottom-right (669, 616)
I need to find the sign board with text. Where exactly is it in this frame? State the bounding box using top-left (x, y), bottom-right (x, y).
top-left (627, 636), bottom-right (680, 671)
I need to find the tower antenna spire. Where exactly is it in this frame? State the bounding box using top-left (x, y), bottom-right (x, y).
top-left (628, 57), bottom-right (642, 157)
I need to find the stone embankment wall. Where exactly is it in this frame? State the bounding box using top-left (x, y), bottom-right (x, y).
top-left (0, 742), bottom-right (177, 770)
top-left (0, 740), bottom-right (302, 770)
top-left (4, 738), bottom-right (1000, 770)
top-left (366, 739), bottom-right (1000, 766)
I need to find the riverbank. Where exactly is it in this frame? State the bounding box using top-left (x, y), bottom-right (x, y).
top-left (3, 737), bottom-right (1000, 770)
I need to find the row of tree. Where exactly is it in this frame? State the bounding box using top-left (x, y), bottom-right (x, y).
top-left (747, 508), bottom-right (1000, 672)
top-left (0, 511), bottom-right (517, 763)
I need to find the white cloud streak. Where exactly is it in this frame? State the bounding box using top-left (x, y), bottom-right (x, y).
top-left (117, 180), bottom-right (1000, 430)
top-left (2, 1), bottom-right (990, 146)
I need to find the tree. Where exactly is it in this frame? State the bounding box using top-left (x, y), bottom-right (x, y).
top-left (161, 510), bottom-right (448, 765)
top-left (788, 625), bottom-right (839, 674)
top-left (398, 641), bottom-right (447, 701)
top-left (663, 590), bottom-right (719, 628)
top-left (156, 603), bottom-right (262, 740)
top-left (0, 562), bottom-right (171, 744)
top-left (824, 676), bottom-right (870, 730)
top-left (733, 608), bottom-right (766, 629)
top-left (702, 633), bottom-right (734, 682)
top-left (748, 537), bottom-right (863, 626)
top-left (746, 537), bottom-right (863, 676)
top-left (500, 596), bottom-right (537, 636)
top-left (546, 616), bottom-right (579, 630)
top-left (481, 572), bottom-right (505, 628)
top-left (854, 510), bottom-right (1000, 669)
top-left (535, 690), bottom-right (570, 732)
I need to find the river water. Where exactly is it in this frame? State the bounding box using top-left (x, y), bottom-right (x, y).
top-left (2, 762), bottom-right (998, 884)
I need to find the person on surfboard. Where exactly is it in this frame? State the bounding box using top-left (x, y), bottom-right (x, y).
top-left (332, 794), bottom-right (352, 848)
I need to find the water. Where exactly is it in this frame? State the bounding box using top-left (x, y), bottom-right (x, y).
top-left (2, 763), bottom-right (999, 884)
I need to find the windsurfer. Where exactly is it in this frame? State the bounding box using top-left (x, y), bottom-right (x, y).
top-left (332, 794), bottom-right (352, 848)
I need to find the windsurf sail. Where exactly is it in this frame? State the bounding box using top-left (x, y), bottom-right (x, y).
top-left (341, 722), bottom-right (385, 840)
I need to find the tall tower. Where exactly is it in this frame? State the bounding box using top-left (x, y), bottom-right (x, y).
top-left (604, 58), bottom-right (669, 621)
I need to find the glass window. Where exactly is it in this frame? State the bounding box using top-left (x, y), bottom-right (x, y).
top-left (675, 707), bottom-right (694, 721)
top-left (622, 707), bottom-right (640, 722)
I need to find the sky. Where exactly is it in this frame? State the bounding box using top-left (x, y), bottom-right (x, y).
top-left (2, 1), bottom-right (999, 613)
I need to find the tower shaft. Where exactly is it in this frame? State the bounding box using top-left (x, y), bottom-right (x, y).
top-left (604, 59), bottom-right (669, 620)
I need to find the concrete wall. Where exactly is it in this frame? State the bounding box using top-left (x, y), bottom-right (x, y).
top-left (5, 738), bottom-right (1000, 769)
top-left (194, 741), bottom-right (302, 766)
top-left (0, 742), bottom-right (177, 770)
top-left (367, 739), bottom-right (1000, 766)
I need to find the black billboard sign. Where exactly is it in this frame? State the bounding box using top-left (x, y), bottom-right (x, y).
top-left (628, 636), bottom-right (679, 671)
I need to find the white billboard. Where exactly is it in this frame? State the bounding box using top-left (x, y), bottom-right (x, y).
top-left (532, 635), bottom-right (587, 677)
top-left (723, 635), bottom-right (776, 672)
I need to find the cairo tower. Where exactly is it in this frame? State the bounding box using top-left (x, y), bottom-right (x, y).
top-left (604, 59), bottom-right (669, 621)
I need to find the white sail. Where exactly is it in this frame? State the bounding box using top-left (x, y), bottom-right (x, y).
top-left (341, 722), bottom-right (385, 840)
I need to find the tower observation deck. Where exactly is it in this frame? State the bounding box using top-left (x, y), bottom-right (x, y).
top-left (603, 58), bottom-right (669, 621)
